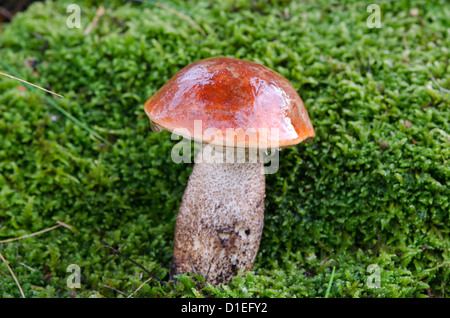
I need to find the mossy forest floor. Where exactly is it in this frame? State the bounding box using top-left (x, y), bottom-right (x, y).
top-left (0, 0), bottom-right (448, 298)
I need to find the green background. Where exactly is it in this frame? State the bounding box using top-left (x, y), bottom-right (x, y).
top-left (0, 0), bottom-right (448, 298)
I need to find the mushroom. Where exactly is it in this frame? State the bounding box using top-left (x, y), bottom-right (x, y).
top-left (144, 57), bottom-right (315, 285)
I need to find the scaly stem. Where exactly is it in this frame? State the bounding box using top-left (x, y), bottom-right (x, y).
top-left (170, 146), bottom-right (265, 285)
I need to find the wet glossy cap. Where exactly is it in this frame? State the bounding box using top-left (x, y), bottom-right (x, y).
top-left (144, 57), bottom-right (315, 148)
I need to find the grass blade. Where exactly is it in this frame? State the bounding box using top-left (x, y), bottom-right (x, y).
top-left (325, 266), bottom-right (336, 298)
top-left (0, 60), bottom-right (110, 145)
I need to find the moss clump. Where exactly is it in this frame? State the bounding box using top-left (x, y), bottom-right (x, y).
top-left (0, 0), bottom-right (448, 298)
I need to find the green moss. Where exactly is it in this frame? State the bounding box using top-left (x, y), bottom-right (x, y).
top-left (0, 0), bottom-right (448, 298)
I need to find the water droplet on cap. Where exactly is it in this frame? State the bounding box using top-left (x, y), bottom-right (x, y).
top-left (150, 120), bottom-right (163, 133)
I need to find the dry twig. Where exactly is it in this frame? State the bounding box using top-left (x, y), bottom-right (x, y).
top-left (102, 284), bottom-right (129, 297)
top-left (127, 276), bottom-right (154, 298)
top-left (427, 70), bottom-right (450, 94)
top-left (101, 240), bottom-right (165, 285)
top-left (155, 2), bottom-right (206, 36)
top-left (0, 72), bottom-right (63, 98)
top-left (0, 221), bottom-right (72, 244)
top-left (0, 251), bottom-right (26, 298)
top-left (84, 6), bottom-right (105, 34)
top-left (18, 262), bottom-right (36, 272)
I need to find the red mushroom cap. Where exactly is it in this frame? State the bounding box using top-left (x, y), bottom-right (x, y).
top-left (144, 57), bottom-right (315, 148)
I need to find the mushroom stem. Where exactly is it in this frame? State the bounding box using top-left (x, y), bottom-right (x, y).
top-left (170, 146), bottom-right (265, 285)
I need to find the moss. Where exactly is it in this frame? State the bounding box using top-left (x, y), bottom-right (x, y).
top-left (0, 0), bottom-right (448, 298)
